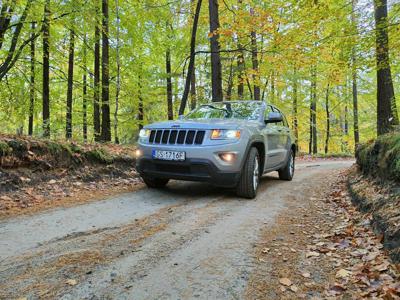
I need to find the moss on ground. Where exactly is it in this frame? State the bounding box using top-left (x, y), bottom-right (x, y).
top-left (356, 132), bottom-right (400, 182)
top-left (0, 141), bottom-right (12, 157)
top-left (85, 148), bottom-right (114, 164)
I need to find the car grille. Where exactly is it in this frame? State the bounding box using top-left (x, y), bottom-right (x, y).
top-left (149, 129), bottom-right (206, 145)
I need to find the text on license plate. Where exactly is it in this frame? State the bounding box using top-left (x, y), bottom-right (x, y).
top-left (152, 150), bottom-right (186, 161)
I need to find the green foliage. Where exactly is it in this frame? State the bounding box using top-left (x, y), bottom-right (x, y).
top-left (356, 132), bottom-right (400, 182)
top-left (0, 0), bottom-right (399, 153)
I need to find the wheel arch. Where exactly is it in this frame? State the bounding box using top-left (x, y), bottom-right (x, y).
top-left (250, 141), bottom-right (265, 172)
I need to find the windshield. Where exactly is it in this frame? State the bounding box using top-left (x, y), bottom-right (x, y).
top-left (185, 102), bottom-right (262, 121)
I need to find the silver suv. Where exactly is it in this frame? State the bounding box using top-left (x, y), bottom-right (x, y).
top-left (136, 101), bottom-right (296, 198)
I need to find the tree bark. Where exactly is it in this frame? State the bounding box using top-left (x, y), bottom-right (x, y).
top-left (179, 0), bottom-right (202, 115)
top-left (250, 8), bottom-right (260, 100)
top-left (114, 0), bottom-right (120, 144)
top-left (93, 0), bottom-right (101, 141)
top-left (309, 65), bottom-right (317, 154)
top-left (292, 65), bottom-right (298, 150)
top-left (208, 0), bottom-right (223, 102)
top-left (236, 0), bottom-right (244, 99)
top-left (66, 27), bottom-right (74, 139)
top-left (83, 33), bottom-right (88, 142)
top-left (28, 21), bottom-right (35, 136)
top-left (324, 84), bottom-right (330, 154)
top-left (101, 0), bottom-right (111, 142)
top-left (190, 67), bottom-right (197, 110)
top-left (42, 0), bottom-right (50, 137)
top-left (373, 0), bottom-right (398, 135)
top-left (166, 49), bottom-right (173, 120)
top-left (226, 58), bottom-right (234, 100)
top-left (351, 0), bottom-right (359, 147)
top-left (138, 75), bottom-right (144, 131)
top-left (190, 0), bottom-right (197, 110)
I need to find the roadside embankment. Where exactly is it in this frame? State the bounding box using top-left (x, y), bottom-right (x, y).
top-left (349, 132), bottom-right (400, 262)
top-left (0, 134), bottom-right (140, 218)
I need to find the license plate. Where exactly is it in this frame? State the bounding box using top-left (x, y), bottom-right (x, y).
top-left (152, 150), bottom-right (186, 161)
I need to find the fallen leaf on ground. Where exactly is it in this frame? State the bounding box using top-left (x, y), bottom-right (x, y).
top-left (279, 278), bottom-right (292, 286)
top-left (336, 268), bottom-right (352, 278)
top-left (306, 251), bottom-right (320, 258)
top-left (65, 279), bottom-right (77, 286)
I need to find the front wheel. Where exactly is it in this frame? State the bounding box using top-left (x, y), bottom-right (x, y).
top-left (142, 177), bottom-right (169, 188)
top-left (278, 150), bottom-right (295, 181)
top-left (236, 147), bottom-right (260, 199)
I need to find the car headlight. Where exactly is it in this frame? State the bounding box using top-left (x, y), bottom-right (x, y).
top-left (139, 129), bottom-right (150, 138)
top-left (211, 129), bottom-right (241, 140)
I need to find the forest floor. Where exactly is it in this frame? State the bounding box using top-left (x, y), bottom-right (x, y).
top-left (1, 159), bottom-right (399, 299)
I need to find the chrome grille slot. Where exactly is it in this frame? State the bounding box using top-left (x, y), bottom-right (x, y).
top-left (169, 130), bottom-right (178, 144)
top-left (177, 130), bottom-right (186, 144)
top-left (185, 130), bottom-right (196, 144)
top-left (155, 130), bottom-right (162, 143)
top-left (161, 130), bottom-right (170, 144)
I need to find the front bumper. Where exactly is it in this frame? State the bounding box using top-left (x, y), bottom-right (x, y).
top-left (136, 142), bottom-right (245, 187)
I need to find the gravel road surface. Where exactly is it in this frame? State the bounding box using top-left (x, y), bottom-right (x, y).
top-left (0, 160), bottom-right (353, 299)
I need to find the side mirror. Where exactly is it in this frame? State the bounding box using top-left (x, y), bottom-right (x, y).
top-left (178, 115), bottom-right (184, 120)
top-left (265, 111), bottom-right (283, 124)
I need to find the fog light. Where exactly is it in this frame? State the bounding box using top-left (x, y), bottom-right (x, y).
top-left (219, 152), bottom-right (236, 162)
top-left (135, 149), bottom-right (142, 158)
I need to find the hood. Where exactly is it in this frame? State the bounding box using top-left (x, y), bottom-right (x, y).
top-left (145, 118), bottom-right (261, 130)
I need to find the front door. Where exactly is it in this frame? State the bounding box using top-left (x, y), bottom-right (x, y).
top-left (263, 106), bottom-right (282, 169)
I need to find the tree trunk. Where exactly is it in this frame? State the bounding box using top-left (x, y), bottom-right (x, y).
top-left (190, 0), bottom-right (197, 110)
top-left (114, 0), bottom-right (120, 144)
top-left (101, 0), bottom-right (111, 142)
top-left (28, 21), bottom-right (35, 136)
top-left (351, 0), bottom-right (359, 148)
top-left (42, 0), bottom-right (50, 138)
top-left (138, 75), bottom-right (144, 131)
top-left (179, 0), bottom-right (202, 115)
top-left (208, 0), bottom-right (223, 102)
top-left (66, 27), bottom-right (74, 139)
top-left (190, 67), bottom-right (197, 110)
top-left (236, 0), bottom-right (244, 99)
top-left (250, 8), bottom-right (260, 100)
top-left (292, 65), bottom-right (298, 150)
top-left (226, 58), bottom-right (234, 100)
top-left (324, 84), bottom-right (330, 154)
top-left (83, 33), bottom-right (88, 142)
top-left (93, 0), bottom-right (101, 141)
top-left (166, 49), bottom-right (173, 120)
top-left (309, 65), bottom-right (317, 154)
top-left (373, 0), bottom-right (398, 135)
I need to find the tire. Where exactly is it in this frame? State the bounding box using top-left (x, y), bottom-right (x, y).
top-left (278, 149), bottom-right (295, 181)
top-left (142, 177), bottom-right (169, 188)
top-left (236, 147), bottom-right (260, 199)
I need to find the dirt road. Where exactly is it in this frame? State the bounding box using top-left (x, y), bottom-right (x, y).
top-left (0, 160), bottom-right (353, 299)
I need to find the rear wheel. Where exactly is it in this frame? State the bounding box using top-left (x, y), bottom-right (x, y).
top-left (236, 147), bottom-right (260, 199)
top-left (278, 150), bottom-right (295, 181)
top-left (142, 177), bottom-right (169, 188)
